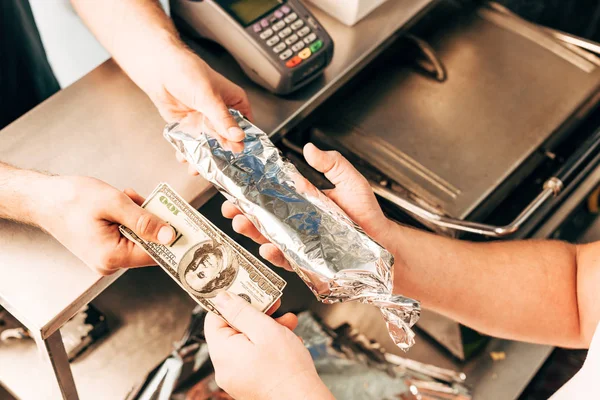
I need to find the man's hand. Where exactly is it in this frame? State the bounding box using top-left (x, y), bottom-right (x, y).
top-left (221, 143), bottom-right (392, 270)
top-left (154, 48), bottom-right (253, 176)
top-left (35, 176), bottom-right (174, 275)
top-left (205, 292), bottom-right (334, 400)
top-left (150, 46), bottom-right (252, 141)
top-left (71, 0), bottom-right (253, 175)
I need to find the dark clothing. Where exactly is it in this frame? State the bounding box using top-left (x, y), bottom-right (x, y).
top-left (498, 0), bottom-right (600, 41)
top-left (0, 0), bottom-right (60, 129)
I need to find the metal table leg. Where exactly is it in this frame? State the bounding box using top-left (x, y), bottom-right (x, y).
top-left (33, 331), bottom-right (79, 400)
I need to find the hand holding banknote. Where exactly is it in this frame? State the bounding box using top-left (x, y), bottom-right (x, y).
top-left (36, 176), bottom-right (175, 275)
top-left (205, 292), bottom-right (335, 400)
top-left (119, 183), bottom-right (285, 320)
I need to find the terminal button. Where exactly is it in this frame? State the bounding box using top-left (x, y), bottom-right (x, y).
top-left (278, 27), bottom-right (292, 38)
top-left (279, 49), bottom-right (293, 60)
top-left (273, 42), bottom-right (286, 53)
top-left (291, 20), bottom-right (304, 30)
top-left (272, 20), bottom-right (286, 31)
top-left (298, 48), bottom-right (312, 60)
top-left (309, 39), bottom-right (323, 53)
top-left (259, 29), bottom-right (273, 40)
top-left (284, 13), bottom-right (298, 23)
top-left (286, 56), bottom-right (302, 68)
top-left (297, 26), bottom-right (310, 37)
top-left (292, 41), bottom-right (305, 52)
top-left (266, 36), bottom-right (280, 47)
top-left (285, 34), bottom-right (299, 46)
top-left (303, 33), bottom-right (317, 44)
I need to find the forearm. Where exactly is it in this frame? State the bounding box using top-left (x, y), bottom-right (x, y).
top-left (382, 220), bottom-right (587, 347)
top-left (71, 0), bottom-right (186, 94)
top-left (0, 162), bottom-right (49, 226)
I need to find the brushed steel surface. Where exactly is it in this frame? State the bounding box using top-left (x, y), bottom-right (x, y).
top-left (0, 61), bottom-right (213, 338)
top-left (0, 268), bottom-right (195, 400)
top-left (372, 181), bottom-right (556, 237)
top-left (316, 8), bottom-right (600, 220)
top-left (0, 0), bottom-right (434, 340)
top-left (34, 330), bottom-right (78, 400)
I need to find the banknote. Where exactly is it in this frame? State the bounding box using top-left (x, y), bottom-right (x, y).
top-left (119, 183), bottom-right (284, 317)
top-left (201, 216), bottom-right (287, 292)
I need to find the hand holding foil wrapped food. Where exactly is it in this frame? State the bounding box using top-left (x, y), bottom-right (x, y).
top-left (164, 110), bottom-right (421, 349)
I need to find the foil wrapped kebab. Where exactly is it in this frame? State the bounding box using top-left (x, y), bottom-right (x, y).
top-left (164, 110), bottom-right (421, 349)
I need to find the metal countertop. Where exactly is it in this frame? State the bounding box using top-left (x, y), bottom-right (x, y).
top-left (0, 0), bottom-right (433, 340)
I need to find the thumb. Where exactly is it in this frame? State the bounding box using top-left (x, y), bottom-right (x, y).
top-left (303, 143), bottom-right (365, 189)
top-left (202, 96), bottom-right (245, 142)
top-left (212, 291), bottom-right (276, 343)
top-left (115, 197), bottom-right (175, 245)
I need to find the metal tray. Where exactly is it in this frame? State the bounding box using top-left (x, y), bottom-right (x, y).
top-left (314, 5), bottom-right (600, 226)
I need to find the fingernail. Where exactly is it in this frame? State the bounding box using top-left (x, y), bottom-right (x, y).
top-left (303, 142), bottom-right (316, 152)
top-left (157, 225), bottom-right (175, 244)
top-left (213, 292), bottom-right (232, 309)
top-left (227, 127), bottom-right (244, 141)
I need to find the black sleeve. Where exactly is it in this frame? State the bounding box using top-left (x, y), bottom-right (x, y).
top-left (0, 0), bottom-right (60, 129)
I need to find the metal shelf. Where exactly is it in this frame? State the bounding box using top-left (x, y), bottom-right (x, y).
top-left (0, 268), bottom-right (196, 400)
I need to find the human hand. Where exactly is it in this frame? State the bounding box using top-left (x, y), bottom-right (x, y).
top-left (150, 47), bottom-right (253, 176)
top-left (35, 176), bottom-right (175, 275)
top-left (221, 143), bottom-right (392, 270)
top-left (205, 292), bottom-right (334, 400)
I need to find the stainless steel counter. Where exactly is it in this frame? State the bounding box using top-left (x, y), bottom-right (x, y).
top-left (0, 1), bottom-right (438, 398)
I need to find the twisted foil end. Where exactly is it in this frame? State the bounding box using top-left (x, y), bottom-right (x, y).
top-left (366, 295), bottom-right (421, 350)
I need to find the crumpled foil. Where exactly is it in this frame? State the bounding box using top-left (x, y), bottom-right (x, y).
top-left (164, 109), bottom-right (421, 349)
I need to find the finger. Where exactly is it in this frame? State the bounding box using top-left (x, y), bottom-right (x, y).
top-left (114, 196), bottom-right (175, 245)
top-left (303, 143), bottom-right (365, 189)
top-left (96, 237), bottom-right (157, 274)
top-left (203, 98), bottom-right (245, 142)
top-left (175, 150), bottom-right (188, 164)
top-left (204, 309), bottom-right (239, 348)
top-left (233, 91), bottom-right (254, 122)
top-left (187, 163), bottom-right (199, 176)
top-left (259, 244), bottom-right (292, 271)
top-left (221, 201), bottom-right (242, 219)
top-left (232, 215), bottom-right (268, 244)
top-left (116, 242), bottom-right (157, 268)
top-left (266, 299), bottom-right (281, 316)
top-left (275, 313), bottom-right (298, 331)
top-left (123, 188), bottom-right (145, 207)
top-left (212, 291), bottom-right (277, 343)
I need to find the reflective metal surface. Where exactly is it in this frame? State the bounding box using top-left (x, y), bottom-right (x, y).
top-left (313, 4), bottom-right (600, 222)
top-left (371, 180), bottom-right (557, 237)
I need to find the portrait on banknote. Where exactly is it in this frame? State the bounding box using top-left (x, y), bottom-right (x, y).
top-left (178, 239), bottom-right (239, 297)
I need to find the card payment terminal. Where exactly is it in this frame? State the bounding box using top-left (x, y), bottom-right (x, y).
top-left (173, 0), bottom-right (334, 94)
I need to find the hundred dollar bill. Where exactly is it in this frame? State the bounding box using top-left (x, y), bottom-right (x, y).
top-left (202, 216), bottom-right (287, 292)
top-left (119, 183), bottom-right (284, 317)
